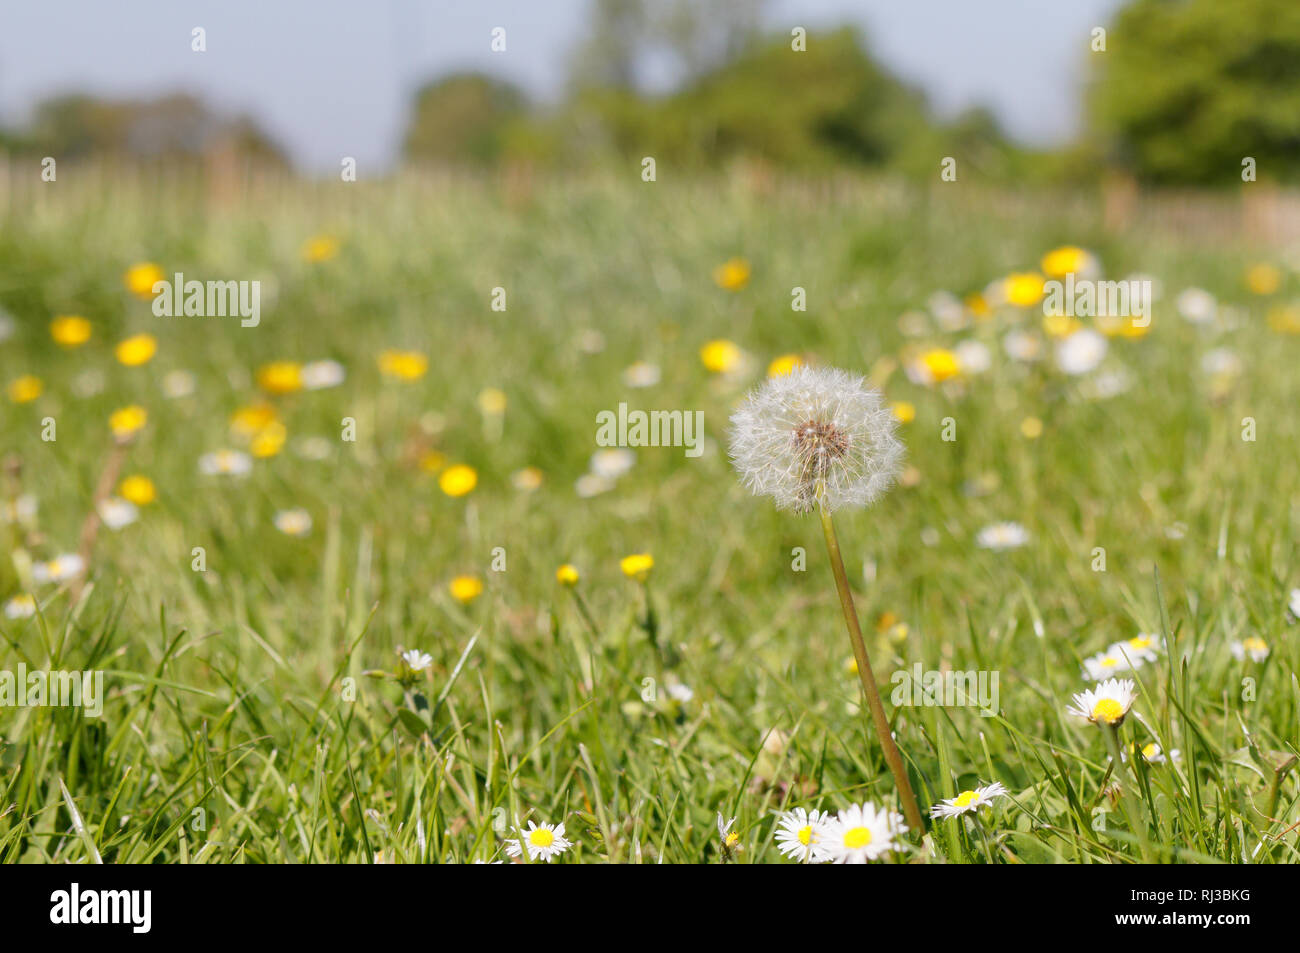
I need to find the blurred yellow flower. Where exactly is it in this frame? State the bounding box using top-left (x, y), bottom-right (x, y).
top-left (1267, 304), bottom-right (1300, 334)
top-left (1020, 416), bottom-right (1043, 439)
top-left (119, 474), bottom-right (157, 505)
top-left (556, 564), bottom-right (580, 586)
top-left (1005, 272), bottom-right (1046, 307)
top-left (964, 293), bottom-right (991, 319)
top-left (302, 235), bottom-right (340, 263)
top-left (230, 403), bottom-right (279, 438)
top-left (919, 348), bottom-right (961, 383)
top-left (512, 466), bottom-right (544, 491)
top-left (1246, 263), bottom-right (1281, 296)
top-left (449, 575), bottom-right (484, 604)
top-left (257, 361), bottom-right (304, 395)
top-left (1040, 246), bottom-right (1092, 278)
top-left (713, 257), bottom-right (751, 291)
top-left (378, 350), bottom-right (428, 380)
top-left (8, 375), bottom-right (43, 404)
top-left (1042, 313), bottom-right (1081, 338)
top-left (1097, 314), bottom-right (1151, 339)
top-left (477, 387), bottom-right (507, 415)
top-left (250, 421), bottom-right (287, 458)
top-left (50, 315), bottom-right (92, 348)
top-left (124, 262), bottom-right (165, 299)
top-left (700, 339), bottom-right (741, 374)
top-left (439, 464), bottom-right (478, 497)
top-left (766, 353), bottom-right (804, 377)
top-left (620, 552), bottom-right (654, 581)
top-left (891, 401), bottom-right (916, 424)
top-left (115, 333), bottom-right (158, 366)
top-left (419, 450), bottom-right (447, 474)
top-left (109, 405), bottom-right (148, 439)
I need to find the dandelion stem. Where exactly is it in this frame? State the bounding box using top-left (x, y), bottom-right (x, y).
top-left (817, 501), bottom-right (925, 834)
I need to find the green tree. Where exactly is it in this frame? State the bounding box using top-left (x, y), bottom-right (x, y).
top-left (1090, 0), bottom-right (1300, 184)
top-left (402, 74), bottom-right (528, 165)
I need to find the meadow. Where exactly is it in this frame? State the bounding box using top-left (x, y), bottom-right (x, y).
top-left (1, 168), bottom-right (1298, 863)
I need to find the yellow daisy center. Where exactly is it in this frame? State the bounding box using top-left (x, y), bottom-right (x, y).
top-left (842, 826), bottom-right (872, 849)
top-left (1092, 698), bottom-right (1124, 723)
top-left (1128, 637), bottom-right (1150, 649)
top-left (797, 825), bottom-right (813, 846)
top-left (528, 828), bottom-right (554, 848)
top-left (953, 790), bottom-right (979, 808)
top-left (1099, 656), bottom-right (1118, 668)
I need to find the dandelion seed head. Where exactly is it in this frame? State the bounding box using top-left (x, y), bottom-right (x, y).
top-left (728, 365), bottom-right (903, 514)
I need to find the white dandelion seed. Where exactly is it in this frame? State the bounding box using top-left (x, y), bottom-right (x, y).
top-left (773, 807), bottom-right (831, 863)
top-left (1067, 678), bottom-right (1138, 727)
top-left (930, 782), bottom-right (1009, 819)
top-left (728, 365), bottom-right (903, 514)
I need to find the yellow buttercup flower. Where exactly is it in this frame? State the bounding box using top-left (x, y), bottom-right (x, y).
top-left (448, 575), bottom-right (484, 604)
top-left (378, 350), bottom-right (428, 381)
top-left (965, 293), bottom-right (991, 320)
top-left (109, 405), bottom-right (148, 440)
top-left (118, 474), bottom-right (157, 505)
top-left (620, 552), bottom-right (654, 581)
top-left (767, 353), bottom-right (804, 377)
top-left (1020, 416), bottom-right (1043, 439)
top-left (302, 235), bottom-right (340, 263)
top-left (230, 403), bottom-right (279, 438)
top-left (891, 401), bottom-right (916, 424)
top-left (556, 564), bottom-right (580, 586)
top-left (1042, 313), bottom-right (1081, 338)
top-left (249, 421), bottom-right (287, 458)
top-left (1267, 305), bottom-right (1300, 334)
top-left (713, 257), bottom-right (751, 291)
top-left (700, 339), bottom-right (742, 374)
top-left (477, 387), bottom-right (507, 415)
top-left (115, 333), bottom-right (158, 366)
top-left (419, 450), bottom-right (447, 474)
top-left (1246, 263), bottom-right (1281, 296)
top-left (439, 464), bottom-right (478, 497)
top-left (124, 262), bottom-right (165, 299)
top-left (1004, 272), bottom-right (1046, 307)
top-left (1040, 246), bottom-right (1092, 278)
top-left (8, 375), bottom-right (43, 404)
top-left (919, 348), bottom-right (960, 383)
top-left (50, 315), bottom-right (92, 347)
top-left (257, 361), bottom-right (304, 395)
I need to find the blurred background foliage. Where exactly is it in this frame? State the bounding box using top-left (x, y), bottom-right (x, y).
top-left (1, 0), bottom-right (1297, 186)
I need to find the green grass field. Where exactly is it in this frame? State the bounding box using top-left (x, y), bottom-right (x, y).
top-left (2, 171), bottom-right (1298, 863)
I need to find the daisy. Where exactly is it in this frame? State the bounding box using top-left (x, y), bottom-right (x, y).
top-left (930, 782), bottom-right (1009, 819)
top-left (975, 521), bottom-right (1030, 551)
top-left (1003, 328), bottom-right (1043, 363)
top-left (1068, 678), bottom-right (1138, 727)
top-left (199, 449), bottom-right (253, 477)
top-left (162, 370), bottom-right (196, 399)
top-left (773, 807), bottom-right (830, 863)
top-left (1083, 647), bottom-right (1134, 681)
top-left (1111, 633), bottom-right (1162, 665)
top-left (728, 365), bottom-right (903, 513)
top-left (820, 802), bottom-right (906, 863)
top-left (589, 448), bottom-right (636, 479)
top-left (4, 593), bottom-right (36, 619)
top-left (1, 494), bottom-right (37, 526)
top-left (274, 508), bottom-right (312, 537)
top-left (32, 553), bottom-right (85, 585)
top-left (575, 473), bottom-right (614, 498)
top-left (301, 359), bottom-right (346, 390)
top-left (96, 497), bottom-right (139, 530)
top-left (401, 649), bottom-right (433, 672)
top-left (1230, 637), bottom-right (1269, 663)
top-left (623, 361), bottom-right (661, 388)
top-left (1055, 328), bottom-right (1107, 375)
top-left (717, 813), bottom-right (741, 856)
top-left (505, 821), bottom-right (571, 862)
top-left (954, 339), bottom-right (992, 375)
top-left (1122, 741), bottom-right (1179, 765)
top-left (1176, 288), bottom-right (1217, 325)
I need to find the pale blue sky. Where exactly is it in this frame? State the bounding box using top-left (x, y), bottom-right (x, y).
top-left (0, 0), bottom-right (1126, 172)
